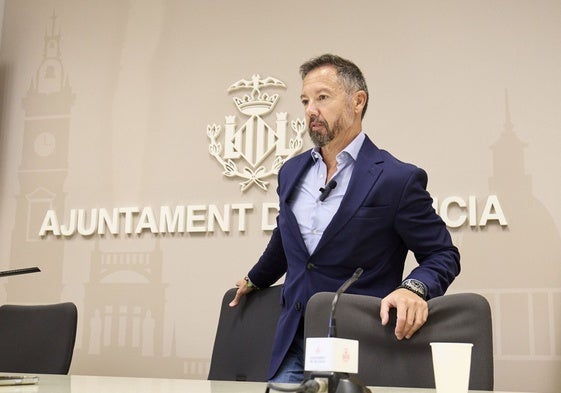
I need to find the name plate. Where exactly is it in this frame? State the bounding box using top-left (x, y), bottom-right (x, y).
top-left (304, 337), bottom-right (359, 373)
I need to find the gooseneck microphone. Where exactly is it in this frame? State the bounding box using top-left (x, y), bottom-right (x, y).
top-left (0, 266), bottom-right (41, 278)
top-left (327, 267), bottom-right (364, 338)
top-left (267, 268), bottom-right (368, 393)
top-left (319, 180), bottom-right (337, 202)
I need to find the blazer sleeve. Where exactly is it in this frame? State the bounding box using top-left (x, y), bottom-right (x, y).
top-left (247, 225), bottom-right (288, 289)
top-left (393, 167), bottom-right (460, 299)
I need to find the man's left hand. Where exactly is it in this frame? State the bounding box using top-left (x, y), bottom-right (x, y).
top-left (380, 288), bottom-right (428, 340)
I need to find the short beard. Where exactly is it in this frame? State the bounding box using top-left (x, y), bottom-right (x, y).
top-left (308, 117), bottom-right (337, 147)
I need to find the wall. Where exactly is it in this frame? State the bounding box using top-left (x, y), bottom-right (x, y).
top-left (0, 1), bottom-right (560, 392)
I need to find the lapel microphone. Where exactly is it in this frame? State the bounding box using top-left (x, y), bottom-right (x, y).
top-left (319, 180), bottom-right (337, 202)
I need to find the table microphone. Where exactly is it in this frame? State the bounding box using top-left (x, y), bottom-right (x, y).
top-left (305, 268), bottom-right (371, 393)
top-left (328, 268), bottom-right (363, 338)
top-left (0, 267), bottom-right (41, 278)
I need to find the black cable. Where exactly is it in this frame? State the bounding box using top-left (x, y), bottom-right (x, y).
top-left (266, 379), bottom-right (320, 393)
top-left (266, 383), bottom-right (302, 392)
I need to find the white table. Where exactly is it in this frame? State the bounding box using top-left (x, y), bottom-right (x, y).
top-left (0, 374), bottom-right (534, 393)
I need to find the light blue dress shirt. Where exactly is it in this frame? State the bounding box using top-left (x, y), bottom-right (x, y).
top-left (289, 132), bottom-right (366, 254)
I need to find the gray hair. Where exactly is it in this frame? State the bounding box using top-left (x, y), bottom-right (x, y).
top-left (299, 54), bottom-right (369, 119)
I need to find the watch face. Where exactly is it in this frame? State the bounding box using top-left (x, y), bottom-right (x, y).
top-left (408, 280), bottom-right (422, 290)
top-left (34, 132), bottom-right (56, 156)
top-left (403, 279), bottom-right (426, 297)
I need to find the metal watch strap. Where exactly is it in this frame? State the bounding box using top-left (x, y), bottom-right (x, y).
top-left (398, 278), bottom-right (427, 299)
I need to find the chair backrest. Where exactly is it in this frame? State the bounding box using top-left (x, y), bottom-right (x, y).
top-left (304, 292), bottom-right (494, 391)
top-left (0, 302), bottom-right (78, 374)
top-left (208, 285), bottom-right (282, 382)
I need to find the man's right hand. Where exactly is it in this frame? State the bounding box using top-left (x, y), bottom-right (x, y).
top-left (228, 277), bottom-right (254, 307)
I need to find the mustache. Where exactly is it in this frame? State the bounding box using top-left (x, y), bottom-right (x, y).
top-left (308, 116), bottom-right (327, 128)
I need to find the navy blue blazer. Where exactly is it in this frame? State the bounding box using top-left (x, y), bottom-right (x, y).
top-left (248, 135), bottom-right (460, 379)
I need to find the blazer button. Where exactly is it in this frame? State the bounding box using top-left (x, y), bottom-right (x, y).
top-left (295, 302), bottom-right (302, 311)
top-left (306, 263), bottom-right (315, 270)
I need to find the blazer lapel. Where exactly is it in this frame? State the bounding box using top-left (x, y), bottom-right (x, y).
top-left (279, 152), bottom-right (315, 256)
top-left (313, 136), bottom-right (384, 254)
top-left (279, 152), bottom-right (314, 204)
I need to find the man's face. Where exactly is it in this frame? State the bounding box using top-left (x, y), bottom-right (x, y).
top-left (300, 65), bottom-right (355, 147)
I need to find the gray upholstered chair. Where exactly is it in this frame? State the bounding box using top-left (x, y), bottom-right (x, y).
top-left (0, 302), bottom-right (78, 374)
top-left (304, 292), bottom-right (494, 390)
top-left (208, 285), bottom-right (282, 381)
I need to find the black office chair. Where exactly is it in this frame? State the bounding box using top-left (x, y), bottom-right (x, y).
top-left (208, 285), bottom-right (282, 381)
top-left (304, 292), bottom-right (494, 390)
top-left (0, 302), bottom-right (78, 374)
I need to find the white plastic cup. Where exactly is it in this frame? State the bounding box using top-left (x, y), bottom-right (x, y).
top-left (430, 342), bottom-right (473, 393)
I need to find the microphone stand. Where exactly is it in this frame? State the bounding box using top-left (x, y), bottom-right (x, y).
top-left (309, 268), bottom-right (371, 393)
top-left (309, 371), bottom-right (370, 393)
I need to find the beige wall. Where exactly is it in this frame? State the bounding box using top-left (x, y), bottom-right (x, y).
top-left (1, 1), bottom-right (560, 392)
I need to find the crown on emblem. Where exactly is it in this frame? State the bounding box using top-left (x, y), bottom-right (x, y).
top-left (208, 74), bottom-right (305, 192)
top-left (228, 74), bottom-right (286, 116)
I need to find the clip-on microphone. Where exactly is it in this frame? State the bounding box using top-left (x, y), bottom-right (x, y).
top-left (319, 180), bottom-right (337, 202)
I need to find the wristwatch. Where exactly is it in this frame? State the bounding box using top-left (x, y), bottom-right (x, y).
top-left (244, 276), bottom-right (259, 290)
top-left (398, 279), bottom-right (427, 299)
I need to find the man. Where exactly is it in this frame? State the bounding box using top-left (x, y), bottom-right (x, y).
top-left (229, 54), bottom-right (460, 383)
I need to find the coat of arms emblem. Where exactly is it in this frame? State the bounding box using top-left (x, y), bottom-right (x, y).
top-left (207, 74), bottom-right (305, 191)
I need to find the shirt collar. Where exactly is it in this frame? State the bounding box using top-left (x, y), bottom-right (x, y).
top-left (310, 131), bottom-right (366, 162)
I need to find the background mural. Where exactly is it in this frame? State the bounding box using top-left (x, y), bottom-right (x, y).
top-left (1, 1), bottom-right (560, 392)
